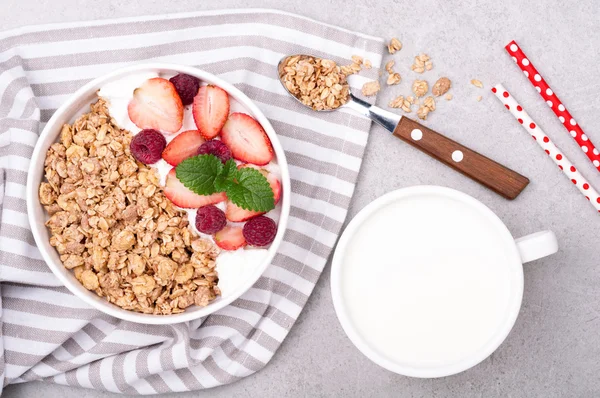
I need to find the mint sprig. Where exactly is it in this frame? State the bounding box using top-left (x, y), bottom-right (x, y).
top-left (176, 155), bottom-right (275, 212)
top-left (214, 159), bottom-right (237, 192)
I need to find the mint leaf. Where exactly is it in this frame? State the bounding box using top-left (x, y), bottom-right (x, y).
top-left (226, 168), bottom-right (275, 212)
top-left (214, 159), bottom-right (237, 192)
top-left (175, 155), bottom-right (223, 195)
top-left (175, 155), bottom-right (275, 212)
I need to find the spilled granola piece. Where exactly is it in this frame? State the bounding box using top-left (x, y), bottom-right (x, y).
top-left (385, 60), bottom-right (395, 74)
top-left (361, 81), bottom-right (381, 97)
top-left (384, 58), bottom-right (401, 85)
top-left (389, 95), bottom-right (414, 113)
top-left (387, 73), bottom-right (402, 86)
top-left (411, 53), bottom-right (432, 73)
top-left (423, 96), bottom-right (436, 111)
top-left (412, 79), bottom-right (429, 98)
top-left (388, 37), bottom-right (402, 54)
top-left (351, 55), bottom-right (363, 65)
top-left (389, 95), bottom-right (405, 109)
top-left (417, 96), bottom-right (436, 120)
top-left (341, 62), bottom-right (362, 76)
top-left (471, 79), bottom-right (484, 88)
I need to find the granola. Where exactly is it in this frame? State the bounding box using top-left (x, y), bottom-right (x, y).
top-left (351, 55), bottom-right (363, 65)
top-left (389, 95), bottom-right (405, 109)
top-left (280, 55), bottom-right (351, 111)
top-left (385, 60), bottom-right (395, 74)
top-left (412, 79), bottom-right (429, 98)
top-left (40, 99), bottom-right (220, 315)
top-left (361, 81), bottom-right (381, 97)
top-left (417, 96), bottom-right (436, 120)
top-left (387, 73), bottom-right (402, 86)
top-left (471, 79), bottom-right (484, 88)
top-left (411, 53), bottom-right (433, 74)
top-left (389, 95), bottom-right (414, 113)
top-left (383, 58), bottom-right (401, 86)
top-left (340, 62), bottom-right (362, 76)
top-left (388, 38), bottom-right (402, 54)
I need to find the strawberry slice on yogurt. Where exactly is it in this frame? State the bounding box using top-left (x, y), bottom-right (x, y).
top-left (193, 85), bottom-right (230, 140)
top-left (221, 113), bottom-right (274, 165)
top-left (161, 130), bottom-right (205, 166)
top-left (163, 169), bottom-right (227, 208)
top-left (215, 226), bottom-right (247, 250)
top-left (127, 77), bottom-right (184, 134)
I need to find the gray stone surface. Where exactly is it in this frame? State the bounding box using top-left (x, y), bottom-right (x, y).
top-left (3, 1), bottom-right (600, 397)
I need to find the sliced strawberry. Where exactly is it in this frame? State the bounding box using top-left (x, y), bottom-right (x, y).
top-left (238, 164), bottom-right (281, 205)
top-left (162, 130), bottom-right (205, 166)
top-left (163, 169), bottom-right (226, 208)
top-left (214, 226), bottom-right (246, 250)
top-left (221, 113), bottom-right (274, 165)
top-left (267, 174), bottom-right (281, 205)
top-left (225, 201), bottom-right (264, 222)
top-left (192, 85), bottom-right (230, 140)
top-left (127, 78), bottom-right (183, 134)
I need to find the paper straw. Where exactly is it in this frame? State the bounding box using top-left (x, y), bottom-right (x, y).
top-left (492, 84), bottom-right (600, 213)
top-left (505, 40), bottom-right (600, 172)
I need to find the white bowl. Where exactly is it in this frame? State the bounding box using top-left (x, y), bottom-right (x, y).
top-left (26, 63), bottom-right (290, 324)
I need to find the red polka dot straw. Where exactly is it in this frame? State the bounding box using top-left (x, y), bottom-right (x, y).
top-left (505, 40), bottom-right (600, 172)
top-left (492, 84), bottom-right (600, 213)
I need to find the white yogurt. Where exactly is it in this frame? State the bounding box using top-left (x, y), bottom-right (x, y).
top-left (98, 72), bottom-right (280, 297)
top-left (215, 249), bottom-right (269, 295)
top-left (340, 194), bottom-right (514, 366)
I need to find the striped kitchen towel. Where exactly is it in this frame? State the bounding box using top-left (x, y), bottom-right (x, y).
top-left (0, 9), bottom-right (384, 394)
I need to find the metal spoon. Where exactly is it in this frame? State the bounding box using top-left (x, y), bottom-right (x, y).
top-left (277, 55), bottom-right (529, 200)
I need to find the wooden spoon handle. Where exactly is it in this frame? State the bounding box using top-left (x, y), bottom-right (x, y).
top-left (394, 117), bottom-right (529, 200)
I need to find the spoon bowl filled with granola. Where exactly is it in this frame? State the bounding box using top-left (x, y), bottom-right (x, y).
top-left (27, 64), bottom-right (290, 324)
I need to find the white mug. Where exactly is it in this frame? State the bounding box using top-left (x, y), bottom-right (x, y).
top-left (331, 186), bottom-right (558, 378)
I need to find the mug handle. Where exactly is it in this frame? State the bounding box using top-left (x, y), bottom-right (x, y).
top-left (515, 230), bottom-right (558, 264)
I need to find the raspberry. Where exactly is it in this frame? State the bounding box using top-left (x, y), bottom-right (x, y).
top-left (197, 140), bottom-right (232, 163)
top-left (195, 205), bottom-right (227, 234)
top-left (243, 216), bottom-right (277, 247)
top-left (130, 129), bottom-right (166, 164)
top-left (169, 74), bottom-right (200, 106)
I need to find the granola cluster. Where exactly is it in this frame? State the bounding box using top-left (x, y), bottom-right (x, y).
top-left (361, 81), bottom-right (381, 97)
top-left (388, 95), bottom-right (416, 113)
top-left (40, 99), bottom-right (220, 315)
top-left (387, 37), bottom-right (402, 54)
top-left (411, 53), bottom-right (433, 74)
top-left (417, 96), bottom-right (436, 120)
top-left (280, 55), bottom-right (352, 111)
top-left (412, 80), bottom-right (429, 98)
